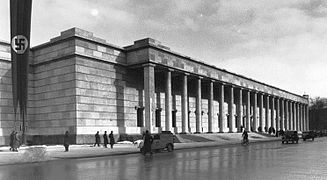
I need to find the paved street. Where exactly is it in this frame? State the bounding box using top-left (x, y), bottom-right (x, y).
top-left (0, 137), bottom-right (326, 180)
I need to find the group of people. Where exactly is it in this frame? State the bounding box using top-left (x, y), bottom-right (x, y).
top-left (9, 130), bottom-right (20, 152)
top-left (94, 131), bottom-right (115, 149)
top-left (62, 130), bottom-right (116, 152)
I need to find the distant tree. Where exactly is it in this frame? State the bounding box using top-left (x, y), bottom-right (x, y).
top-left (309, 97), bottom-right (325, 110)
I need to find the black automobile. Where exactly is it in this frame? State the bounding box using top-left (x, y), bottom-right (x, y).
top-left (302, 131), bottom-right (316, 141)
top-left (282, 131), bottom-right (299, 144)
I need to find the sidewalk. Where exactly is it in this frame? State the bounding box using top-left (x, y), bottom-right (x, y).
top-left (0, 133), bottom-right (280, 166)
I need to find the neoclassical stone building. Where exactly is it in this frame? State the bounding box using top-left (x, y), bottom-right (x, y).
top-left (0, 28), bottom-right (309, 144)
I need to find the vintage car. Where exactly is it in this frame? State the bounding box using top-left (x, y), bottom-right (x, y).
top-left (140, 131), bottom-right (174, 153)
top-left (302, 131), bottom-right (316, 141)
top-left (282, 131), bottom-right (299, 144)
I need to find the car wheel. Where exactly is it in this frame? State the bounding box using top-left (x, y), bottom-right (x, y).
top-left (167, 144), bottom-right (173, 152)
top-left (296, 140), bottom-right (298, 144)
top-left (282, 141), bottom-right (284, 144)
top-left (303, 138), bottom-right (306, 141)
top-left (312, 138), bottom-right (314, 141)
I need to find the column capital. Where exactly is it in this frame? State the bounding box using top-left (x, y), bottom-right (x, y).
top-left (227, 84), bottom-right (235, 88)
top-left (167, 68), bottom-right (174, 72)
top-left (246, 89), bottom-right (252, 93)
top-left (182, 72), bottom-right (190, 76)
top-left (257, 91), bottom-right (264, 95)
top-left (142, 63), bottom-right (156, 68)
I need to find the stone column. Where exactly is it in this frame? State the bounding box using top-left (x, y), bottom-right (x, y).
top-left (265, 95), bottom-right (270, 131)
top-left (299, 103), bottom-right (303, 131)
top-left (271, 96), bottom-right (276, 130)
top-left (144, 64), bottom-right (155, 133)
top-left (301, 104), bottom-right (304, 131)
top-left (306, 105), bottom-right (309, 131)
top-left (219, 83), bottom-right (225, 133)
top-left (181, 73), bottom-right (188, 133)
top-left (289, 101), bottom-right (293, 130)
top-left (253, 92), bottom-right (258, 132)
top-left (296, 102), bottom-right (300, 131)
top-left (246, 90), bottom-right (251, 132)
top-left (293, 102), bottom-right (297, 130)
top-left (303, 104), bottom-right (306, 131)
top-left (285, 100), bottom-right (289, 130)
top-left (196, 77), bottom-right (202, 133)
top-left (259, 93), bottom-right (264, 132)
top-left (208, 80), bottom-right (214, 133)
top-left (294, 103), bottom-right (297, 130)
top-left (280, 99), bottom-right (284, 131)
top-left (165, 70), bottom-right (172, 132)
top-left (276, 98), bottom-right (280, 131)
top-left (228, 85), bottom-right (234, 133)
top-left (237, 88), bottom-right (243, 132)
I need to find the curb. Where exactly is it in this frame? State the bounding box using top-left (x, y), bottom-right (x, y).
top-left (0, 138), bottom-right (281, 166)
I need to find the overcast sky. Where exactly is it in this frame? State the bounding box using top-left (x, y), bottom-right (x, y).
top-left (1, 0), bottom-right (326, 98)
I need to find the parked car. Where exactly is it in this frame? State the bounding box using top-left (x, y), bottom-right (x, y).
top-left (140, 131), bottom-right (174, 153)
top-left (282, 131), bottom-right (299, 144)
top-left (316, 130), bottom-right (327, 137)
top-left (297, 131), bottom-right (303, 139)
top-left (302, 131), bottom-right (316, 141)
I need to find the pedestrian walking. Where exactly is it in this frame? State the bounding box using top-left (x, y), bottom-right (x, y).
top-left (242, 130), bottom-right (249, 145)
top-left (109, 131), bottom-right (115, 149)
top-left (94, 131), bottom-right (100, 147)
top-left (142, 130), bottom-right (153, 155)
top-left (12, 131), bottom-right (20, 152)
top-left (9, 130), bottom-right (15, 151)
top-left (103, 131), bottom-right (108, 148)
top-left (63, 131), bottom-right (70, 152)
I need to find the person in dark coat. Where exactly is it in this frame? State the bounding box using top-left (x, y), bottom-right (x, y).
top-left (12, 132), bottom-right (20, 152)
top-left (268, 127), bottom-right (272, 134)
top-left (63, 131), bottom-right (70, 152)
top-left (103, 131), bottom-right (108, 148)
top-left (109, 131), bottom-right (115, 149)
top-left (142, 130), bottom-right (153, 155)
top-left (242, 130), bottom-right (249, 143)
top-left (9, 131), bottom-right (15, 151)
top-left (94, 131), bottom-right (100, 147)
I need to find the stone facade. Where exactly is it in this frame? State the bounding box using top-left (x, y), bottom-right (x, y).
top-left (0, 28), bottom-right (309, 145)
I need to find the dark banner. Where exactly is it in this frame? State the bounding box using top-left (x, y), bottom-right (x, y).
top-left (10, 0), bottom-right (32, 142)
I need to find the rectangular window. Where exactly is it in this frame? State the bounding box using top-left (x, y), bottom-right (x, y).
top-left (137, 108), bottom-right (144, 127)
top-left (172, 110), bottom-right (177, 127)
top-left (155, 109), bottom-right (161, 127)
top-left (227, 115), bottom-right (230, 128)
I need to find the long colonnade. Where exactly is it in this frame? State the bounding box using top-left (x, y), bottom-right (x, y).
top-left (142, 64), bottom-right (309, 134)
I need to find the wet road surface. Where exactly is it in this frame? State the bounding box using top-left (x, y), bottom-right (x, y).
top-left (0, 137), bottom-right (327, 180)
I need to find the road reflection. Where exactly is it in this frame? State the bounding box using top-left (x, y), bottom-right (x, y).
top-left (1, 139), bottom-right (327, 180)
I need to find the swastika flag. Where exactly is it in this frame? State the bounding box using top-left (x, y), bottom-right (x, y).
top-left (10, 0), bottom-right (32, 140)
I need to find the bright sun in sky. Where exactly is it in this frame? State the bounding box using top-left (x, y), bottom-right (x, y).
top-left (90, 9), bottom-right (99, 17)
